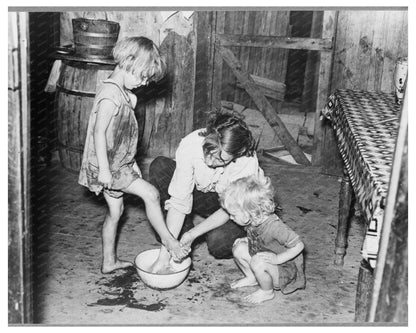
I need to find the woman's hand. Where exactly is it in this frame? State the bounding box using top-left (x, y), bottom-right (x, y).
top-left (165, 238), bottom-right (190, 262)
top-left (180, 230), bottom-right (195, 250)
top-left (98, 168), bottom-right (113, 189)
top-left (255, 251), bottom-right (280, 265)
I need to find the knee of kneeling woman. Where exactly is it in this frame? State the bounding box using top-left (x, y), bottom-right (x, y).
top-left (250, 254), bottom-right (267, 271)
top-left (208, 245), bottom-right (233, 259)
top-left (149, 156), bottom-right (169, 176)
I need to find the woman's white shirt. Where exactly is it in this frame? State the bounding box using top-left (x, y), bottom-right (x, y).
top-left (164, 129), bottom-right (265, 215)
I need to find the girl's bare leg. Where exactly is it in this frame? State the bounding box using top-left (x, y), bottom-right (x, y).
top-left (101, 192), bottom-right (132, 273)
top-left (124, 178), bottom-right (187, 273)
top-left (245, 254), bottom-right (279, 303)
top-left (231, 240), bottom-right (258, 289)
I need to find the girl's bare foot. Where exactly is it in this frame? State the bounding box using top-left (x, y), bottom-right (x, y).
top-left (230, 277), bottom-right (258, 289)
top-left (101, 259), bottom-right (133, 274)
top-left (245, 289), bottom-right (275, 304)
top-left (150, 257), bottom-right (171, 274)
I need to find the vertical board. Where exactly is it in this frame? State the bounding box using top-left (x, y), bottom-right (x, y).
top-left (8, 12), bottom-right (32, 323)
top-left (147, 28), bottom-right (196, 158)
top-left (331, 10), bottom-right (408, 92)
top-left (311, 11), bottom-right (338, 170)
top-left (193, 11), bottom-right (215, 129)
top-left (301, 11), bottom-right (323, 113)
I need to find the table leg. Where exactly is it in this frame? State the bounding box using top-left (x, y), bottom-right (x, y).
top-left (354, 259), bottom-right (374, 322)
top-left (334, 169), bottom-right (353, 265)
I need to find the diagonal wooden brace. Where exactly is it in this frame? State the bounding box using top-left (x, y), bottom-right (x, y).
top-left (217, 44), bottom-right (311, 166)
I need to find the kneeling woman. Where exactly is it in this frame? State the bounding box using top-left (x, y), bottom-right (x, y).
top-left (149, 111), bottom-right (266, 271)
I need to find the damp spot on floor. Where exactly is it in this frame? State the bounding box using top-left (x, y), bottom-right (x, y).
top-left (87, 266), bottom-right (167, 311)
top-left (127, 301), bottom-right (166, 311)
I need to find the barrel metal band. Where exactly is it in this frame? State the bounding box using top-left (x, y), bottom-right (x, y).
top-left (75, 44), bottom-right (115, 50)
top-left (56, 84), bottom-right (96, 98)
top-left (75, 31), bottom-right (119, 38)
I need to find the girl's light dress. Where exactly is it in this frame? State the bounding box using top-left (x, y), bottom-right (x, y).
top-left (78, 79), bottom-right (141, 198)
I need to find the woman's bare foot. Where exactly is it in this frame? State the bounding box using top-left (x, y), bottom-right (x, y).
top-left (101, 259), bottom-right (133, 274)
top-left (245, 289), bottom-right (275, 304)
top-left (230, 277), bottom-right (258, 289)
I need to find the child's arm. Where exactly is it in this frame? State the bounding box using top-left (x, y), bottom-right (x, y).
top-left (94, 100), bottom-right (116, 188)
top-left (256, 241), bottom-right (304, 265)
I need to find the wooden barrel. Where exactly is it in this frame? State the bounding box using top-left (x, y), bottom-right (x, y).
top-left (72, 18), bottom-right (120, 59)
top-left (55, 60), bottom-right (115, 172)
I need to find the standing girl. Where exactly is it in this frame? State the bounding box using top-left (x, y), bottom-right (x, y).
top-left (78, 37), bottom-right (187, 274)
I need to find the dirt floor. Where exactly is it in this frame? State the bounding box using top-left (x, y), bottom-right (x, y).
top-left (30, 154), bottom-right (366, 325)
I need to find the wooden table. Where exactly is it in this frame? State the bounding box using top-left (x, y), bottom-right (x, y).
top-left (321, 89), bottom-right (401, 268)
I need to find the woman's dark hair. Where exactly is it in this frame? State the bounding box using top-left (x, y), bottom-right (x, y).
top-left (199, 111), bottom-right (255, 159)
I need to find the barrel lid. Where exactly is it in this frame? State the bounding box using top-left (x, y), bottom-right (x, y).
top-left (52, 45), bottom-right (116, 65)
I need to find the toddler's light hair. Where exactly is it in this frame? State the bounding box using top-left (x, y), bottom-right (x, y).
top-left (220, 175), bottom-right (276, 224)
top-left (112, 36), bottom-right (166, 82)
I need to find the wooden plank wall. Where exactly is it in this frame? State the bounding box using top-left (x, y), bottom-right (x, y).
top-left (215, 11), bottom-right (290, 111)
top-left (60, 11), bottom-right (196, 158)
top-left (318, 10), bottom-right (407, 175)
top-left (331, 10), bottom-right (408, 92)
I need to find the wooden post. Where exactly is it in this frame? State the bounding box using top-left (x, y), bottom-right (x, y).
top-left (217, 44), bottom-right (311, 166)
top-left (369, 90), bottom-right (408, 323)
top-left (8, 11), bottom-right (32, 323)
top-left (312, 11), bottom-right (338, 166)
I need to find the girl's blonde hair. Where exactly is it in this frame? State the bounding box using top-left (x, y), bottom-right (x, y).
top-left (112, 36), bottom-right (166, 82)
top-left (220, 175), bottom-right (275, 225)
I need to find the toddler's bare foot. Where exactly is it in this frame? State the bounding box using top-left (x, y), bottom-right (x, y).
top-left (245, 289), bottom-right (275, 304)
top-left (230, 277), bottom-right (258, 289)
top-left (101, 259), bottom-right (133, 274)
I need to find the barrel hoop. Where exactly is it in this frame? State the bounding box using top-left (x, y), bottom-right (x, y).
top-left (75, 44), bottom-right (115, 50)
top-left (56, 84), bottom-right (96, 98)
top-left (74, 31), bottom-right (119, 38)
top-left (58, 141), bottom-right (84, 153)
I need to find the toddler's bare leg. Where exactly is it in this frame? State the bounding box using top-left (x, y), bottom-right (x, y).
top-left (245, 254), bottom-right (279, 303)
top-left (230, 239), bottom-right (258, 289)
top-left (101, 193), bottom-right (132, 273)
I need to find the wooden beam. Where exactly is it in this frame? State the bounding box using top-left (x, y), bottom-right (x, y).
top-left (217, 44), bottom-right (311, 166)
top-left (217, 33), bottom-right (333, 51)
top-left (236, 74), bottom-right (286, 101)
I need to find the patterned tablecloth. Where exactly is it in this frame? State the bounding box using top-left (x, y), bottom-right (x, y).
top-left (321, 89), bottom-right (401, 268)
